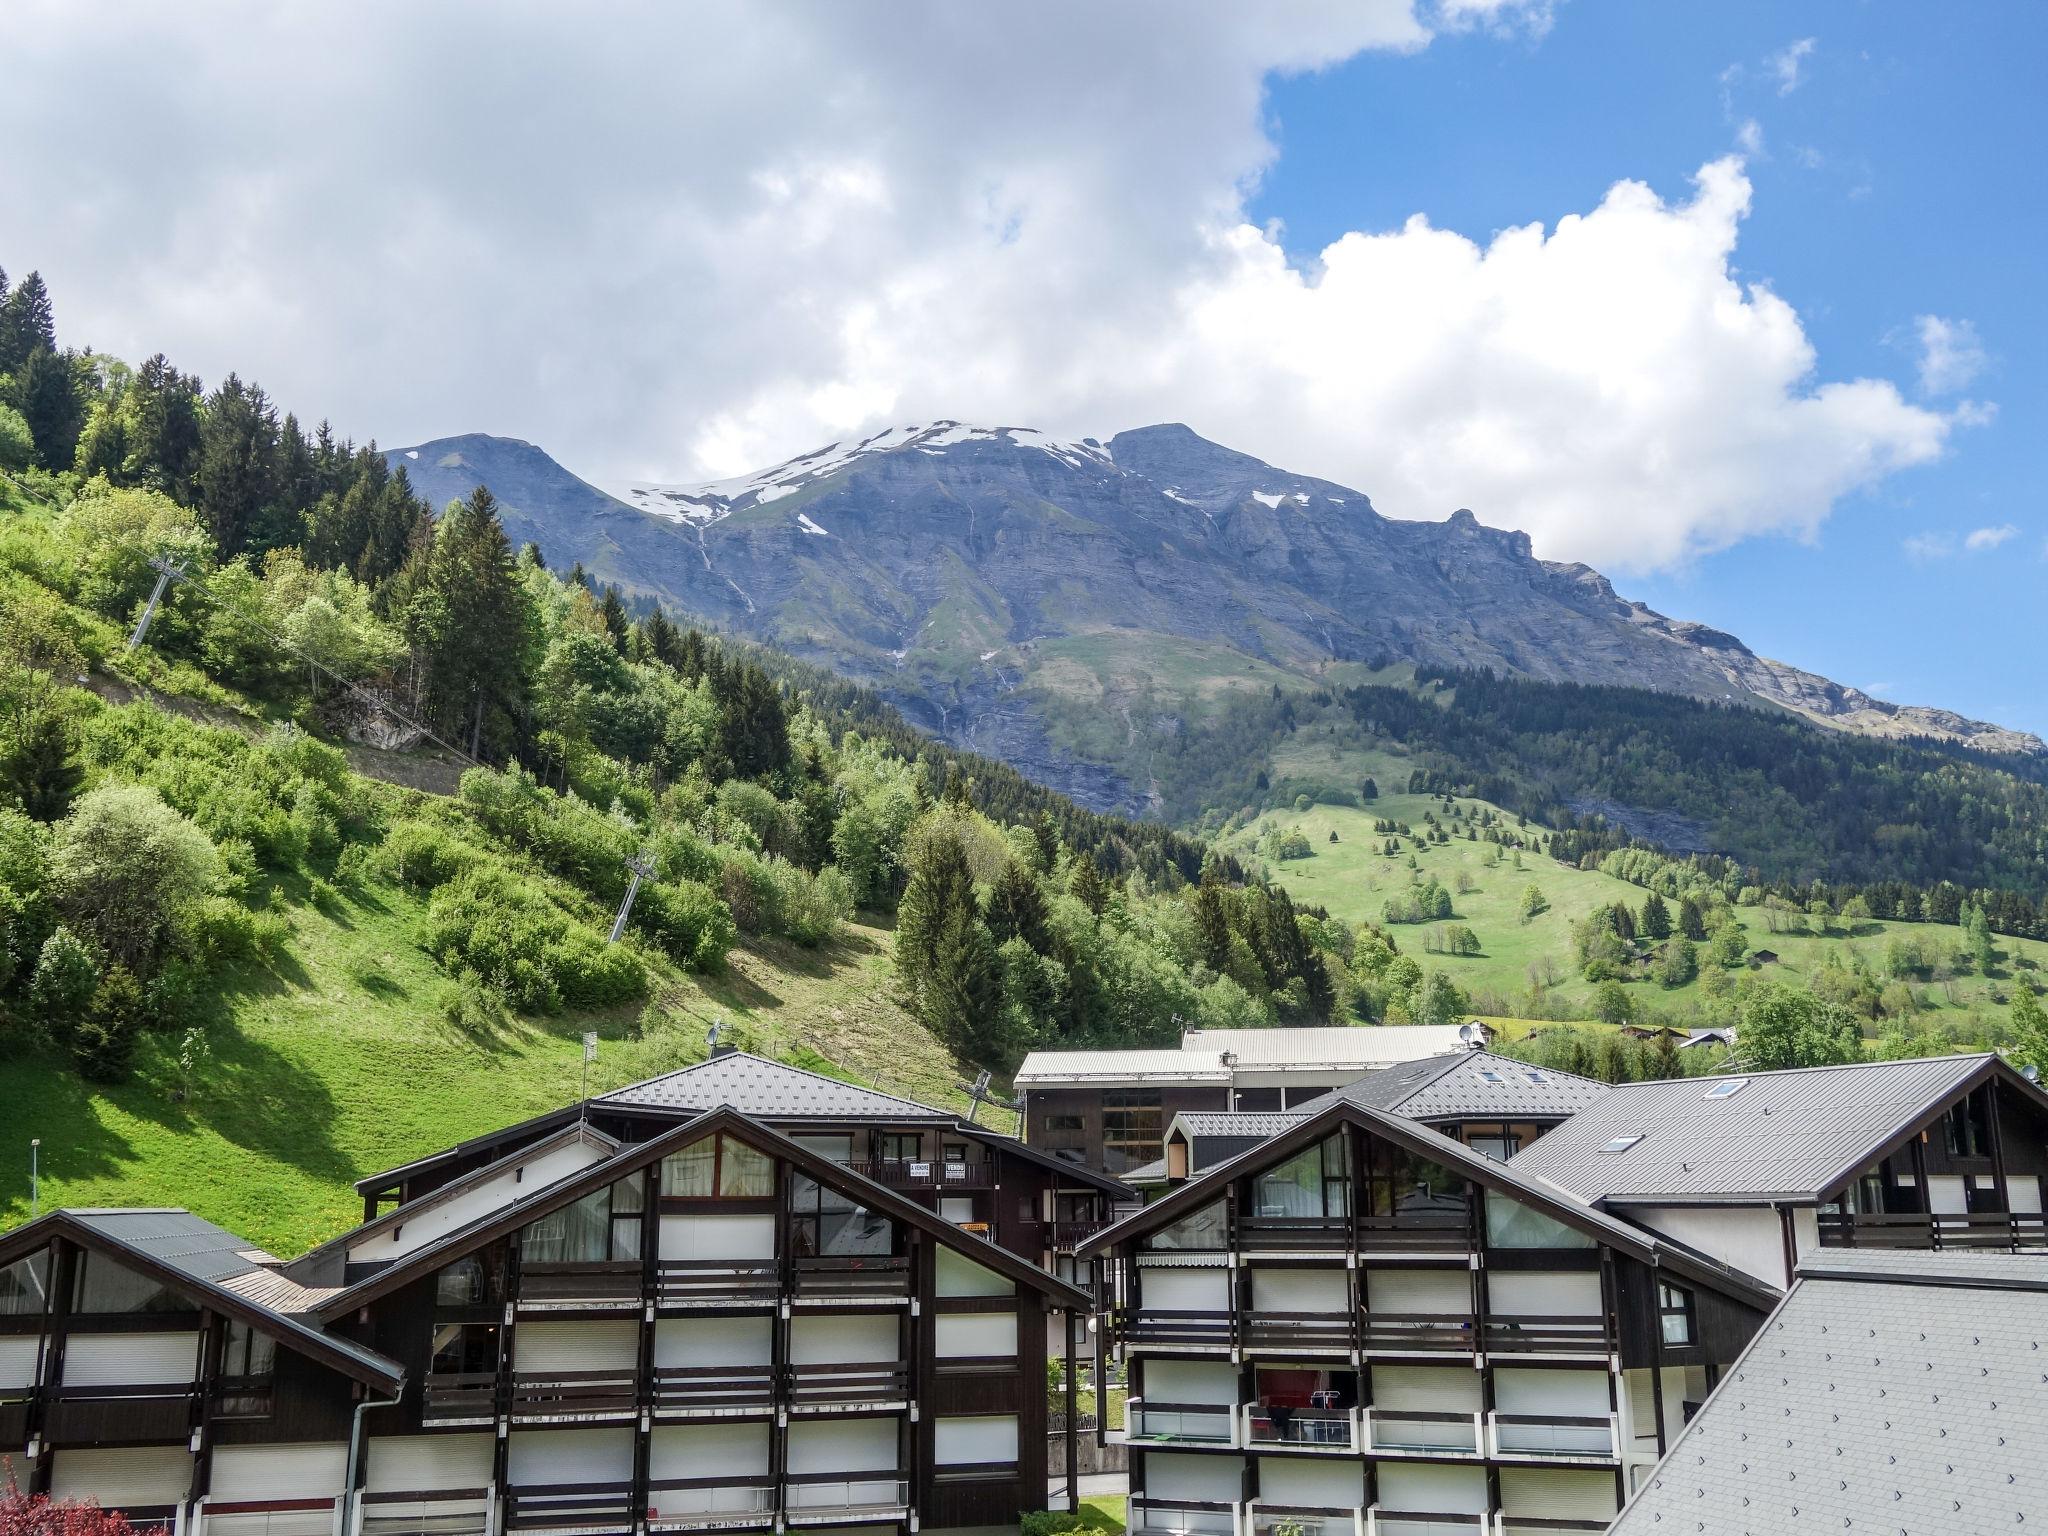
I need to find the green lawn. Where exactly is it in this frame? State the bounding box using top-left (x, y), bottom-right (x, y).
top-left (1077, 1496), bottom-right (1125, 1532)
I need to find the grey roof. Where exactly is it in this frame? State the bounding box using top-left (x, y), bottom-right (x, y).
top-left (1507, 1053), bottom-right (1998, 1205)
top-left (1174, 1111), bottom-right (1302, 1138)
top-left (66, 1208), bottom-right (289, 1286)
top-left (1288, 1050), bottom-right (1610, 1123)
top-left (1119, 1158), bottom-right (1169, 1186)
top-left (598, 1049), bottom-right (954, 1120)
top-left (1609, 1250), bottom-right (2048, 1534)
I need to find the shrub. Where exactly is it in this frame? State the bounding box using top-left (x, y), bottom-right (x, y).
top-left (28, 926), bottom-right (99, 1038)
top-left (372, 819), bottom-right (483, 890)
top-left (422, 867), bottom-right (646, 1014)
top-left (632, 878), bottom-right (737, 972)
top-left (47, 782), bottom-right (219, 974)
top-left (1021, 1514), bottom-right (1085, 1536)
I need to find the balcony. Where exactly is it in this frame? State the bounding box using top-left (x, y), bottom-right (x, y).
top-left (1249, 1502), bottom-right (1364, 1536)
top-left (1238, 1216), bottom-right (1350, 1254)
top-left (1244, 1403), bottom-right (1358, 1453)
top-left (1052, 1218), bottom-right (1116, 1250)
top-left (1357, 1215), bottom-right (1472, 1254)
top-left (505, 1482), bottom-right (636, 1533)
top-left (507, 1369), bottom-right (640, 1423)
top-left (1128, 1497), bottom-right (1238, 1536)
top-left (1124, 1397), bottom-right (1237, 1446)
top-left (1121, 1308), bottom-right (1233, 1351)
top-left (651, 1363), bottom-right (775, 1416)
top-left (850, 1158), bottom-right (993, 1190)
top-left (782, 1475), bottom-right (910, 1525)
top-left (1242, 1312), bottom-right (1353, 1355)
top-left (790, 1255), bottom-right (911, 1305)
top-left (196, 1494), bottom-right (341, 1536)
top-left (422, 1371), bottom-right (500, 1425)
top-left (1365, 1511), bottom-right (1487, 1536)
top-left (1491, 1519), bottom-right (1610, 1535)
top-left (1487, 1411), bottom-right (1619, 1461)
top-left (358, 1486), bottom-right (495, 1536)
top-left (0, 1391), bottom-right (32, 1448)
top-left (655, 1260), bottom-right (780, 1310)
top-left (783, 1361), bottom-right (910, 1411)
top-left (1482, 1315), bottom-right (1609, 1357)
top-left (1817, 1210), bottom-right (2048, 1251)
top-left (42, 1382), bottom-right (194, 1442)
top-left (647, 1476), bottom-right (777, 1531)
top-left (1358, 1313), bottom-right (1476, 1355)
top-left (517, 1261), bottom-right (644, 1312)
top-left (1365, 1406), bottom-right (1482, 1457)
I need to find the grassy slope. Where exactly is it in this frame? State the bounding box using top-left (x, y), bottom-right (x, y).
top-left (1223, 790), bottom-right (2047, 1035)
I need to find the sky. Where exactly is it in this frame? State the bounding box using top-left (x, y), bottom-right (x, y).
top-left (1, 2), bottom-right (2041, 732)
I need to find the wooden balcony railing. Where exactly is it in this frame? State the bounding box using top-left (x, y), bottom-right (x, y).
top-left (1365, 1406), bottom-right (1482, 1456)
top-left (41, 1383), bottom-right (194, 1442)
top-left (1238, 1216), bottom-right (1351, 1251)
top-left (1121, 1308), bottom-right (1233, 1348)
top-left (1817, 1210), bottom-right (2048, 1251)
top-left (1482, 1314), bottom-right (1610, 1356)
top-left (1487, 1411), bottom-right (1618, 1459)
top-left (783, 1361), bottom-right (909, 1409)
top-left (1358, 1313), bottom-right (1477, 1353)
top-left (0, 1394), bottom-right (32, 1448)
top-left (789, 1254), bottom-right (911, 1301)
top-left (652, 1363), bottom-right (776, 1413)
top-left (422, 1370), bottom-right (500, 1423)
top-left (655, 1260), bottom-right (780, 1308)
top-left (210, 1372), bottom-right (275, 1421)
top-left (646, 1475), bottom-right (777, 1528)
top-left (1052, 1218), bottom-right (1116, 1249)
top-left (1243, 1311), bottom-right (1354, 1352)
top-left (507, 1368), bottom-right (640, 1421)
top-left (849, 1158), bottom-right (993, 1190)
top-left (517, 1261), bottom-right (643, 1309)
top-left (1357, 1215), bottom-right (1473, 1252)
top-left (506, 1481), bottom-right (636, 1531)
top-left (1124, 1397), bottom-right (1236, 1444)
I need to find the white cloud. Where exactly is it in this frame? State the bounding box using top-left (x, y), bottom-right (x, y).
top-left (1768, 37), bottom-right (1817, 95)
top-left (1964, 523), bottom-right (2018, 552)
top-left (1735, 118), bottom-right (1765, 155)
top-left (0, 2), bottom-right (1960, 574)
top-left (1902, 533), bottom-right (1954, 563)
top-left (1914, 315), bottom-right (1989, 396)
top-left (1904, 523), bottom-right (2019, 562)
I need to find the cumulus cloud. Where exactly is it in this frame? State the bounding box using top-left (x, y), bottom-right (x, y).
top-left (0, 1), bottom-right (1961, 573)
top-left (1964, 524), bottom-right (2018, 552)
top-left (1914, 315), bottom-right (1989, 396)
top-left (1768, 37), bottom-right (1817, 95)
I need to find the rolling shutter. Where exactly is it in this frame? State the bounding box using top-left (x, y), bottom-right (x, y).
top-left (1488, 1271), bottom-right (1600, 1318)
top-left (934, 1312), bottom-right (1017, 1358)
top-left (785, 1417), bottom-right (897, 1474)
top-left (1365, 1268), bottom-right (1468, 1316)
top-left (655, 1315), bottom-right (773, 1367)
top-left (514, 1320), bottom-right (638, 1372)
top-left (62, 1331), bottom-right (199, 1385)
top-left (648, 1422), bottom-right (771, 1480)
top-left (366, 1433), bottom-right (496, 1493)
top-left (933, 1415), bottom-right (1018, 1465)
top-left (51, 1445), bottom-right (193, 1504)
top-left (0, 1335), bottom-right (42, 1389)
top-left (1139, 1268), bottom-right (1228, 1311)
top-left (788, 1313), bottom-right (896, 1366)
top-left (508, 1426), bottom-right (634, 1484)
top-left (210, 1442), bottom-right (348, 1498)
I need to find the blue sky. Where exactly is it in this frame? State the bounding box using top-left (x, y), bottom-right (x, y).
top-left (1254, 3), bottom-right (2045, 732)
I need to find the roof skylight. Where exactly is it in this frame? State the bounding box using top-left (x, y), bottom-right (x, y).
top-left (1703, 1079), bottom-right (1750, 1100)
top-left (1600, 1134), bottom-right (1645, 1154)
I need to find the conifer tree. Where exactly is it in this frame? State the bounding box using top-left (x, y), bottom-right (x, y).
top-left (197, 372), bottom-right (281, 553)
top-left (19, 348), bottom-right (85, 470)
top-left (985, 859), bottom-right (1052, 955)
top-left (1640, 891), bottom-right (1672, 941)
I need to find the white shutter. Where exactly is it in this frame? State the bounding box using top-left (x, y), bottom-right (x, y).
top-left (1365, 1268), bottom-right (1469, 1315)
top-left (0, 1335), bottom-right (42, 1389)
top-left (788, 1314), bottom-right (896, 1366)
top-left (508, 1426), bottom-right (635, 1484)
top-left (648, 1422), bottom-right (771, 1480)
top-left (1927, 1175), bottom-right (1969, 1215)
top-left (934, 1312), bottom-right (1017, 1358)
top-left (1371, 1365), bottom-right (1481, 1411)
top-left (785, 1418), bottom-right (897, 1474)
top-left (515, 1320), bottom-right (639, 1372)
top-left (659, 1213), bottom-right (774, 1260)
top-left (63, 1331), bottom-right (199, 1385)
top-left (933, 1415), bottom-right (1018, 1465)
top-left (1257, 1456), bottom-right (1364, 1509)
top-left (793, 1135), bottom-right (853, 1165)
top-left (2010, 1176), bottom-right (2045, 1214)
top-left (1499, 1467), bottom-right (1620, 1521)
top-left (1250, 1268), bottom-right (1348, 1314)
top-left (1375, 1462), bottom-right (1487, 1516)
top-left (366, 1433), bottom-right (495, 1493)
top-left (1140, 1268), bottom-right (1229, 1311)
top-left (210, 1442), bottom-right (348, 1498)
top-left (1488, 1271), bottom-right (1601, 1318)
top-left (655, 1315), bottom-right (772, 1367)
top-left (51, 1445), bottom-right (193, 1504)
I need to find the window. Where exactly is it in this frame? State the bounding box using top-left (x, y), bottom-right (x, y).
top-left (790, 1172), bottom-right (895, 1257)
top-left (1364, 1138), bottom-right (1468, 1225)
top-left (435, 1257), bottom-right (488, 1308)
top-left (1702, 1080), bottom-right (1748, 1100)
top-left (72, 1252), bottom-right (189, 1314)
top-left (521, 1177), bottom-right (644, 1263)
top-left (1944, 1093), bottom-right (1992, 1159)
top-left (1478, 1070), bottom-right (1505, 1084)
top-left (1043, 1114), bottom-right (1085, 1133)
top-left (1658, 1281), bottom-right (1695, 1346)
top-left (881, 1134), bottom-right (923, 1162)
top-left (1485, 1194), bottom-right (1596, 1250)
top-left (430, 1322), bottom-right (499, 1376)
top-left (1600, 1134), bottom-right (1645, 1154)
top-left (1251, 1134), bottom-right (1351, 1220)
top-left (1466, 1135), bottom-right (1520, 1163)
top-left (215, 1319), bottom-right (276, 1418)
top-left (0, 1251), bottom-right (49, 1316)
top-left (660, 1134), bottom-right (775, 1198)
top-left (1147, 1200), bottom-right (1227, 1252)
top-left (1102, 1091), bottom-right (1165, 1175)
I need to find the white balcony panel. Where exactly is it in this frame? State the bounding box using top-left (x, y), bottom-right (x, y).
top-left (1143, 1359), bottom-right (1240, 1406)
top-left (1374, 1462), bottom-right (1486, 1516)
top-left (1498, 1467), bottom-right (1619, 1521)
top-left (211, 1442), bottom-right (348, 1498)
top-left (1364, 1269), bottom-right (1467, 1316)
top-left (935, 1312), bottom-right (1017, 1358)
top-left (1370, 1365), bottom-right (1480, 1412)
top-left (657, 1314), bottom-right (773, 1368)
top-left (934, 1414), bottom-right (1018, 1465)
top-left (786, 1416), bottom-right (898, 1473)
top-left (1258, 1456), bottom-right (1363, 1509)
top-left (1251, 1269), bottom-right (1348, 1315)
top-left (0, 1335), bottom-right (41, 1389)
top-left (660, 1213), bottom-right (775, 1261)
top-left (790, 1313), bottom-right (896, 1366)
top-left (366, 1432), bottom-right (495, 1492)
top-left (1143, 1451), bottom-right (1246, 1505)
top-left (508, 1425), bottom-right (635, 1483)
top-left (936, 1248), bottom-right (1014, 1298)
top-left (51, 1445), bottom-right (193, 1504)
top-left (1143, 1268), bottom-right (1230, 1311)
top-left (516, 1319), bottom-right (638, 1372)
top-left (63, 1331), bottom-right (199, 1385)
top-left (650, 1421), bottom-right (772, 1479)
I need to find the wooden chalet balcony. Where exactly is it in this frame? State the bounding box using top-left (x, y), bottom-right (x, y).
top-left (1482, 1314), bottom-right (1610, 1357)
top-left (1124, 1397), bottom-right (1237, 1445)
top-left (0, 1390), bottom-right (32, 1448)
top-left (1242, 1311), bottom-right (1354, 1353)
top-left (1356, 1214), bottom-right (1472, 1253)
top-left (1487, 1410), bottom-right (1619, 1460)
top-left (655, 1259), bottom-right (781, 1309)
top-left (789, 1254), bottom-right (911, 1303)
top-left (517, 1260), bottom-right (643, 1310)
top-left (506, 1481), bottom-right (636, 1532)
top-left (1248, 1502), bottom-right (1364, 1536)
top-left (1358, 1312), bottom-right (1477, 1354)
top-left (1128, 1496), bottom-right (1238, 1536)
top-left (781, 1473), bottom-right (910, 1524)
top-left (42, 1381), bottom-right (194, 1442)
top-left (1817, 1210), bottom-right (2048, 1251)
top-left (1244, 1403), bottom-right (1358, 1452)
top-left (1238, 1215), bottom-right (1351, 1252)
top-left (783, 1361), bottom-right (909, 1410)
top-left (1365, 1406), bottom-right (1482, 1456)
top-left (1120, 1308), bottom-right (1233, 1350)
top-left (1052, 1218), bottom-right (1116, 1250)
top-left (422, 1370), bottom-right (500, 1424)
top-left (1366, 1510), bottom-right (1488, 1536)
top-left (194, 1493), bottom-right (340, 1536)
top-left (358, 1486), bottom-right (495, 1536)
top-left (507, 1368), bottom-right (640, 1422)
top-left (646, 1475), bottom-right (777, 1531)
top-left (651, 1363), bottom-right (776, 1415)
top-left (850, 1157), bottom-right (993, 1190)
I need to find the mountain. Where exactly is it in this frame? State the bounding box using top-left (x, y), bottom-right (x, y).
top-left (388, 422), bottom-right (2042, 814)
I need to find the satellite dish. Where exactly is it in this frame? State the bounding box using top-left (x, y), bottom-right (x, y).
top-left (2025, 1065), bottom-right (2041, 1084)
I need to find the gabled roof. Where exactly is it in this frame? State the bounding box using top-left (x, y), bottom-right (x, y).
top-left (1173, 1111), bottom-right (1302, 1140)
top-left (1508, 1053), bottom-right (2038, 1206)
top-left (1609, 1250), bottom-right (2048, 1534)
top-left (1077, 1093), bottom-right (1779, 1312)
top-left (1014, 1047), bottom-right (1234, 1087)
top-left (597, 1049), bottom-right (956, 1120)
top-left (354, 1103), bottom-right (585, 1196)
top-left (1289, 1050), bottom-right (1610, 1123)
top-left (0, 1209), bottom-right (404, 1392)
top-left (1181, 1024), bottom-right (1482, 1066)
top-left (314, 1105), bottom-right (1092, 1321)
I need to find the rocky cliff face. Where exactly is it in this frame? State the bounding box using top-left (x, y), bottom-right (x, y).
top-left (388, 422), bottom-right (2041, 810)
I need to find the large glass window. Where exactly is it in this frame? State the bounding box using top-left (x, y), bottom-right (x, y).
top-left (429, 1323), bottom-right (499, 1375)
top-left (1364, 1139), bottom-right (1468, 1226)
top-left (1251, 1135), bottom-right (1351, 1220)
top-left (1147, 1200), bottom-right (1227, 1252)
top-left (1484, 1194), bottom-right (1595, 1250)
top-left (220, 1318), bottom-right (276, 1378)
top-left (661, 1135), bottom-right (775, 1198)
top-left (0, 1251), bottom-right (49, 1316)
top-left (790, 1172), bottom-right (894, 1257)
top-left (435, 1257), bottom-right (487, 1308)
top-left (1102, 1091), bottom-right (1165, 1175)
top-left (72, 1252), bottom-right (189, 1314)
top-left (522, 1177), bottom-right (643, 1262)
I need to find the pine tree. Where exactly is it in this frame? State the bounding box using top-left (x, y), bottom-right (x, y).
top-left (2, 710), bottom-right (83, 821)
top-left (1640, 891), bottom-right (1672, 941)
top-left (1069, 855), bottom-right (1106, 915)
top-left (197, 373), bottom-right (281, 553)
top-left (985, 859), bottom-right (1052, 955)
top-left (1677, 895), bottom-right (1707, 941)
top-left (404, 486), bottom-right (531, 757)
top-left (1192, 873), bottom-right (1232, 974)
top-left (18, 348), bottom-right (85, 470)
top-left (598, 585), bottom-right (630, 651)
top-left (0, 270), bottom-right (57, 373)
top-left (2012, 977), bottom-right (2048, 1072)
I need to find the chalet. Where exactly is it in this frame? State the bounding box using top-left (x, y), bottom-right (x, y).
top-left (1016, 1025), bottom-right (1486, 1178)
top-left (1076, 1095), bottom-right (1780, 1536)
top-left (0, 1106), bottom-right (1092, 1535)
top-left (1609, 1249), bottom-right (2048, 1533)
top-left (1507, 1053), bottom-right (2048, 1288)
top-left (1744, 948), bottom-right (1780, 968)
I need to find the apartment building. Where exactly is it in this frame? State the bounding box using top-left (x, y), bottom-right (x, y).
top-left (1017, 1026), bottom-right (1487, 1177)
top-left (0, 1105), bottom-right (1090, 1535)
top-left (1076, 1095), bottom-right (1778, 1536)
top-left (1508, 1053), bottom-right (2048, 1287)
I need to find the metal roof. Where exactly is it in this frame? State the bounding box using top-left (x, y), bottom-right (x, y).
top-left (1180, 1024), bottom-right (1478, 1067)
top-left (1288, 1051), bottom-right (1610, 1123)
top-left (1013, 1047), bottom-right (1234, 1086)
top-left (1609, 1250), bottom-right (2048, 1534)
top-left (1173, 1111), bottom-right (1302, 1138)
top-left (1507, 1053), bottom-right (1997, 1205)
top-left (65, 1208), bottom-right (289, 1289)
top-left (598, 1049), bottom-right (955, 1119)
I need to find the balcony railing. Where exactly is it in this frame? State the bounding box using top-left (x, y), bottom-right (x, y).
top-left (1243, 1312), bottom-right (1353, 1353)
top-left (0, 1392), bottom-right (32, 1448)
top-left (1053, 1218), bottom-right (1116, 1249)
top-left (1487, 1411), bottom-right (1619, 1459)
top-left (1359, 1313), bottom-right (1476, 1353)
top-left (1244, 1404), bottom-right (1358, 1452)
top-left (652, 1363), bottom-right (776, 1414)
top-left (646, 1476), bottom-right (777, 1529)
top-left (790, 1254), bottom-right (911, 1302)
top-left (357, 1486), bottom-right (495, 1536)
top-left (1482, 1315), bottom-right (1609, 1356)
top-left (507, 1368), bottom-right (640, 1422)
top-left (783, 1361), bottom-right (909, 1409)
top-left (1249, 1502), bottom-right (1365, 1536)
top-left (1357, 1214), bottom-right (1472, 1252)
top-left (850, 1158), bottom-right (993, 1190)
top-left (1239, 1216), bottom-right (1351, 1252)
top-left (655, 1260), bottom-right (780, 1308)
top-left (517, 1260), bottom-right (644, 1309)
top-left (1125, 1397), bottom-right (1237, 1445)
top-left (506, 1481), bottom-right (636, 1532)
top-left (196, 1495), bottom-right (340, 1536)
top-left (782, 1474), bottom-right (910, 1522)
top-left (1122, 1308), bottom-right (1233, 1349)
top-left (1365, 1406), bottom-right (1482, 1456)
top-left (1128, 1497), bottom-right (1239, 1536)
top-left (422, 1371), bottom-right (499, 1424)
top-left (1490, 1519), bottom-right (1611, 1535)
top-left (211, 1372), bottom-right (276, 1421)
top-left (1364, 1510), bottom-right (1488, 1536)
top-left (42, 1382), bottom-right (194, 1442)
top-left (1817, 1210), bottom-right (2048, 1251)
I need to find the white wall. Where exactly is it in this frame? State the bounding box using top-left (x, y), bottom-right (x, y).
top-left (934, 1415), bottom-right (1019, 1465)
top-left (1142, 1451), bottom-right (1244, 1503)
top-left (1487, 1271), bottom-right (1601, 1318)
top-left (1493, 1367), bottom-right (1608, 1418)
top-left (1629, 1206), bottom-right (1785, 1287)
top-left (1374, 1462), bottom-right (1487, 1516)
top-left (1364, 1268), bottom-right (1469, 1315)
top-left (1142, 1358), bottom-right (1239, 1405)
top-left (790, 1313), bottom-right (897, 1365)
top-left (62, 1331), bottom-right (198, 1385)
top-left (656, 1315), bottom-right (772, 1367)
top-left (935, 1312), bottom-right (1017, 1358)
top-left (508, 1426), bottom-right (634, 1483)
top-left (1370, 1365), bottom-right (1480, 1412)
top-left (1498, 1468), bottom-right (1619, 1521)
top-left (936, 1248), bottom-right (1014, 1298)
top-left (1142, 1268), bottom-right (1230, 1311)
top-left (786, 1417), bottom-right (899, 1474)
top-left (1257, 1456), bottom-right (1363, 1509)
top-left (649, 1422), bottom-right (771, 1480)
top-left (1249, 1268), bottom-right (1348, 1314)
top-left (348, 1137), bottom-right (612, 1263)
top-left (660, 1213), bottom-right (775, 1261)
